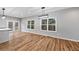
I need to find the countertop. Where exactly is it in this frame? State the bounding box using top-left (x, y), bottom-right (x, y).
top-left (0, 28), bottom-right (11, 31)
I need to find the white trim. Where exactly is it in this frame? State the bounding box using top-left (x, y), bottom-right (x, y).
top-left (26, 31), bottom-right (79, 42)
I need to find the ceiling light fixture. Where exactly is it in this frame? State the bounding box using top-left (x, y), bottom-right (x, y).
top-left (2, 8), bottom-right (6, 19)
top-left (38, 7), bottom-right (48, 17)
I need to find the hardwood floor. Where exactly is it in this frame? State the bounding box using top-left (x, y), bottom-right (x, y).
top-left (0, 32), bottom-right (79, 51)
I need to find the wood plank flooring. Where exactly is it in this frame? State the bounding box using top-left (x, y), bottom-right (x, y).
top-left (0, 32), bottom-right (79, 51)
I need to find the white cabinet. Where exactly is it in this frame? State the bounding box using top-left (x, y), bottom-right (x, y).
top-left (0, 28), bottom-right (10, 43)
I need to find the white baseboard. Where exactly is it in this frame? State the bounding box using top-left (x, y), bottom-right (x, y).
top-left (27, 31), bottom-right (79, 42)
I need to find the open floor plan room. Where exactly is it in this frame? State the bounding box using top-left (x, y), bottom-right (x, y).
top-left (0, 7), bottom-right (79, 51)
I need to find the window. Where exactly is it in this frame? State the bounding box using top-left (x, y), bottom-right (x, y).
top-left (41, 18), bottom-right (56, 31)
top-left (31, 20), bottom-right (34, 29)
top-left (48, 18), bottom-right (56, 31)
top-left (27, 21), bottom-right (31, 29)
top-left (41, 19), bottom-right (47, 30)
top-left (8, 22), bottom-right (13, 31)
top-left (27, 20), bottom-right (34, 29)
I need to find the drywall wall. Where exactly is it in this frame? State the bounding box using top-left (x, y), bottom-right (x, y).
top-left (21, 7), bottom-right (79, 41)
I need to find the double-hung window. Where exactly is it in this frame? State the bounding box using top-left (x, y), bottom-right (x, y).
top-left (41, 18), bottom-right (56, 31)
top-left (27, 20), bottom-right (34, 29)
top-left (41, 19), bottom-right (47, 30)
top-left (48, 18), bottom-right (56, 31)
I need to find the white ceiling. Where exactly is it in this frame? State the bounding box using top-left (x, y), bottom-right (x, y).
top-left (0, 7), bottom-right (69, 18)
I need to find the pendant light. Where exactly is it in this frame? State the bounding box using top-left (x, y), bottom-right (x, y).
top-left (38, 7), bottom-right (48, 17)
top-left (2, 8), bottom-right (6, 19)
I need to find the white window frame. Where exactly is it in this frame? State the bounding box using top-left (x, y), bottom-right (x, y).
top-left (27, 20), bottom-right (34, 29)
top-left (40, 17), bottom-right (57, 32)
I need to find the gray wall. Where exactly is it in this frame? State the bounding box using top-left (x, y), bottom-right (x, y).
top-left (21, 7), bottom-right (79, 41)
